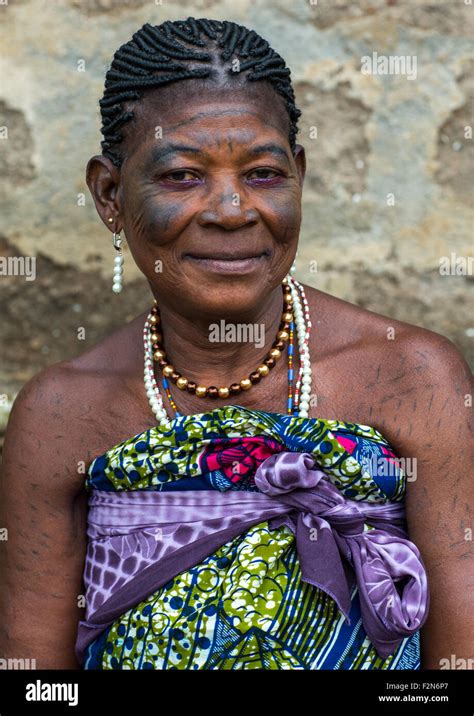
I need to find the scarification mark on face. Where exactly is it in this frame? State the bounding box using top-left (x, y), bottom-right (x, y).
top-left (441, 396), bottom-right (450, 411)
top-left (151, 203), bottom-right (182, 237)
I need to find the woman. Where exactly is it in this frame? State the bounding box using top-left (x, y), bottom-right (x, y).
top-left (0, 17), bottom-right (472, 671)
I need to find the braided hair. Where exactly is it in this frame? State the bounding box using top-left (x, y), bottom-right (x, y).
top-left (99, 17), bottom-right (302, 169)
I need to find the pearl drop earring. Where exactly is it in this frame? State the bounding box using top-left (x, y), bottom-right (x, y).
top-left (108, 219), bottom-right (124, 294)
top-left (112, 232), bottom-right (124, 293)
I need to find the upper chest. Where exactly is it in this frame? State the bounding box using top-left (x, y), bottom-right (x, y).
top-left (76, 305), bottom-right (420, 467)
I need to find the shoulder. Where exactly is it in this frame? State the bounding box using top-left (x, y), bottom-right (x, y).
top-left (304, 281), bottom-right (414, 344)
top-left (2, 362), bottom-right (93, 497)
top-left (9, 306), bottom-right (148, 418)
top-left (395, 323), bottom-right (472, 386)
top-left (3, 309), bottom-right (152, 488)
top-left (303, 282), bottom-right (471, 381)
top-left (302, 283), bottom-right (472, 441)
top-left (65, 307), bottom-right (148, 379)
top-left (7, 361), bottom-right (81, 430)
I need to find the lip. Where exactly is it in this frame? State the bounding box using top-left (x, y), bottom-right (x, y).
top-left (184, 251), bottom-right (270, 274)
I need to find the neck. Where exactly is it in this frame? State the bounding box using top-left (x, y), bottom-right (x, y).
top-left (156, 283), bottom-right (286, 388)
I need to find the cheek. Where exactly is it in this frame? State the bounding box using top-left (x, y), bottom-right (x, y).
top-left (145, 202), bottom-right (183, 244)
top-left (263, 191), bottom-right (301, 244)
top-left (125, 192), bottom-right (184, 248)
top-left (122, 191), bottom-right (187, 278)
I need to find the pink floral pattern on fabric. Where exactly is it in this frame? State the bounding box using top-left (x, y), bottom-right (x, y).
top-left (199, 436), bottom-right (285, 483)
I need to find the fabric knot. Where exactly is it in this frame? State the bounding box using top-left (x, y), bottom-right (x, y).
top-left (253, 450), bottom-right (430, 660)
top-left (254, 451), bottom-right (326, 495)
top-left (320, 502), bottom-right (367, 538)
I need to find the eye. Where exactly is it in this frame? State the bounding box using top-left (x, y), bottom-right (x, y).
top-left (163, 170), bottom-right (199, 182)
top-left (247, 167), bottom-right (282, 181)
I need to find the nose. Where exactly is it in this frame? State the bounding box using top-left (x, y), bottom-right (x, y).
top-left (197, 174), bottom-right (259, 230)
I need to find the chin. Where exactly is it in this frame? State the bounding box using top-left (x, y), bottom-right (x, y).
top-left (186, 276), bottom-right (278, 320)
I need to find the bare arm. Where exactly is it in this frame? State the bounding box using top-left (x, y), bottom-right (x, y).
top-left (395, 334), bottom-right (474, 669)
top-left (0, 367), bottom-right (88, 669)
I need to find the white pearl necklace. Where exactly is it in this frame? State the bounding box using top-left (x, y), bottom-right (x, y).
top-left (143, 319), bottom-right (171, 427)
top-left (289, 277), bottom-right (313, 418)
top-left (143, 276), bottom-right (312, 426)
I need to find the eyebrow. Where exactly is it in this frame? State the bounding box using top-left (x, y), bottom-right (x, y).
top-left (144, 141), bottom-right (290, 168)
top-left (246, 143), bottom-right (290, 163)
top-left (146, 144), bottom-right (201, 168)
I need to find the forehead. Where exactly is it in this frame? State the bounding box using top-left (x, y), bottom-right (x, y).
top-left (122, 81), bottom-right (290, 160)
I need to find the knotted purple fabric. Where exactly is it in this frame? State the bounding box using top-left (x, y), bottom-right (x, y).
top-left (76, 451), bottom-right (429, 663)
top-left (254, 452), bottom-right (429, 659)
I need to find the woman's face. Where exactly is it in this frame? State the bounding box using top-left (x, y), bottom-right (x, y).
top-left (91, 82), bottom-right (306, 319)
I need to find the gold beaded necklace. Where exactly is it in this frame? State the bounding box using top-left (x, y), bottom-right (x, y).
top-left (149, 280), bottom-right (294, 400)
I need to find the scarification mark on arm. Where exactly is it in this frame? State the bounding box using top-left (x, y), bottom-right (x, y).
top-left (388, 372), bottom-right (407, 383)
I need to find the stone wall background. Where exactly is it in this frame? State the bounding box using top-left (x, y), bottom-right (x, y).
top-left (1, 0), bottom-right (473, 441)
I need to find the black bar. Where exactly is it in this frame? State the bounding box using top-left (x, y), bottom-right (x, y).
top-left (0, 668), bottom-right (471, 715)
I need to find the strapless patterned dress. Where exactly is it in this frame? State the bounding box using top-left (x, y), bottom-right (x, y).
top-left (75, 406), bottom-right (429, 670)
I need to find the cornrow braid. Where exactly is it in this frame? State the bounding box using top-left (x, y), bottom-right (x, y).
top-left (99, 17), bottom-right (302, 168)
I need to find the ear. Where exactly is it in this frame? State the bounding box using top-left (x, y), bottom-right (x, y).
top-left (293, 144), bottom-right (306, 186)
top-left (85, 155), bottom-right (123, 230)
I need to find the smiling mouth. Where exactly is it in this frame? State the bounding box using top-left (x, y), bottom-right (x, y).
top-left (185, 250), bottom-right (270, 261)
top-left (183, 250), bottom-right (270, 274)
